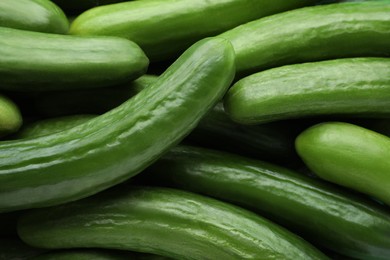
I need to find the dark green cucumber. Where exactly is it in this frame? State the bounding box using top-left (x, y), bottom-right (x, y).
top-left (69, 0), bottom-right (317, 62)
top-left (0, 27), bottom-right (148, 91)
top-left (0, 37), bottom-right (235, 213)
top-left (139, 145), bottom-right (390, 259)
top-left (17, 186), bottom-right (327, 260)
top-left (219, 1), bottom-right (390, 76)
top-left (0, 94), bottom-right (22, 137)
top-left (224, 58), bottom-right (390, 124)
top-left (0, 238), bottom-right (47, 260)
top-left (296, 121), bottom-right (390, 207)
top-left (0, 0), bottom-right (68, 34)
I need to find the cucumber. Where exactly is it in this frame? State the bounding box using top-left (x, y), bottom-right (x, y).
top-left (224, 58), bottom-right (390, 124)
top-left (0, 27), bottom-right (148, 91)
top-left (296, 121), bottom-right (390, 206)
top-left (69, 0), bottom-right (317, 62)
top-left (17, 186), bottom-right (328, 260)
top-left (0, 37), bottom-right (235, 213)
top-left (219, 1), bottom-right (390, 76)
top-left (0, 0), bottom-right (69, 34)
top-left (0, 94), bottom-right (22, 137)
top-left (138, 145), bottom-right (390, 259)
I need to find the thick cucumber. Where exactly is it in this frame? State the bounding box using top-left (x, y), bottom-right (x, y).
top-left (0, 0), bottom-right (69, 34)
top-left (0, 94), bottom-right (22, 137)
top-left (296, 122), bottom-right (390, 206)
top-left (69, 0), bottom-right (317, 62)
top-left (224, 58), bottom-right (390, 124)
top-left (17, 186), bottom-right (327, 260)
top-left (0, 27), bottom-right (148, 91)
top-left (0, 37), bottom-right (235, 213)
top-left (219, 1), bottom-right (390, 76)
top-left (138, 145), bottom-right (390, 259)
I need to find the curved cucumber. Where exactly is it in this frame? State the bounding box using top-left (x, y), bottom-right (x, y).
top-left (139, 145), bottom-right (390, 259)
top-left (0, 0), bottom-right (69, 34)
top-left (219, 1), bottom-right (390, 76)
top-left (69, 0), bottom-right (317, 62)
top-left (224, 58), bottom-right (390, 124)
top-left (0, 94), bottom-right (22, 137)
top-left (296, 122), bottom-right (390, 206)
top-left (0, 27), bottom-right (148, 91)
top-left (18, 186), bottom-right (327, 260)
top-left (0, 37), bottom-right (235, 213)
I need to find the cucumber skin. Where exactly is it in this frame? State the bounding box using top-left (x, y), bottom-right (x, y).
top-left (296, 122), bottom-right (390, 207)
top-left (224, 58), bottom-right (390, 124)
top-left (18, 186), bottom-right (327, 260)
top-left (69, 0), bottom-right (317, 62)
top-left (139, 145), bottom-right (390, 260)
top-left (0, 95), bottom-right (22, 137)
top-left (0, 0), bottom-right (69, 34)
top-left (219, 1), bottom-right (390, 76)
top-left (0, 37), bottom-right (235, 213)
top-left (0, 27), bottom-right (149, 91)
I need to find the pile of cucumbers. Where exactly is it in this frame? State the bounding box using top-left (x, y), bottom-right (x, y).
top-left (1, 0), bottom-right (390, 259)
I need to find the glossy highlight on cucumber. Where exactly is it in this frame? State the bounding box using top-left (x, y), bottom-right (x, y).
top-left (0, 37), bottom-right (235, 213)
top-left (18, 186), bottom-right (328, 260)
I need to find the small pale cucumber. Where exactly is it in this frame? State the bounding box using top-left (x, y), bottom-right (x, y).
top-left (296, 121), bottom-right (390, 206)
top-left (219, 1), bottom-right (390, 76)
top-left (0, 37), bottom-right (235, 213)
top-left (0, 94), bottom-right (22, 137)
top-left (0, 0), bottom-right (69, 34)
top-left (0, 27), bottom-right (148, 91)
top-left (69, 0), bottom-right (317, 62)
top-left (18, 186), bottom-right (328, 260)
top-left (224, 58), bottom-right (390, 124)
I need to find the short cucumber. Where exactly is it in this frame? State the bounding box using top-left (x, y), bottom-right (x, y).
top-left (0, 0), bottom-right (69, 34)
top-left (0, 37), bottom-right (235, 213)
top-left (0, 94), bottom-right (22, 137)
top-left (0, 27), bottom-right (148, 91)
top-left (224, 58), bottom-right (390, 124)
top-left (219, 1), bottom-right (390, 76)
top-left (69, 0), bottom-right (317, 62)
top-left (296, 121), bottom-right (390, 206)
top-left (17, 186), bottom-right (327, 260)
top-left (138, 145), bottom-right (390, 259)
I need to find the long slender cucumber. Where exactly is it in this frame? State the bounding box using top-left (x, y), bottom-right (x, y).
top-left (69, 0), bottom-right (317, 62)
top-left (0, 0), bottom-right (69, 34)
top-left (0, 27), bottom-right (148, 91)
top-left (17, 186), bottom-right (328, 260)
top-left (296, 122), bottom-right (390, 206)
top-left (219, 1), bottom-right (390, 76)
top-left (224, 58), bottom-right (390, 124)
top-left (138, 145), bottom-right (390, 260)
top-left (0, 37), bottom-right (235, 213)
top-left (0, 94), bottom-right (22, 137)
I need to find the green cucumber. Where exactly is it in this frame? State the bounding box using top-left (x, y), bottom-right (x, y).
top-left (0, 0), bottom-right (69, 34)
top-left (0, 94), bottom-right (22, 137)
top-left (0, 27), bottom-right (148, 91)
top-left (219, 1), bottom-right (390, 76)
top-left (224, 58), bottom-right (390, 124)
top-left (138, 145), bottom-right (390, 259)
top-left (0, 37), bottom-right (235, 213)
top-left (17, 186), bottom-right (327, 260)
top-left (69, 0), bottom-right (317, 62)
top-left (296, 121), bottom-right (390, 206)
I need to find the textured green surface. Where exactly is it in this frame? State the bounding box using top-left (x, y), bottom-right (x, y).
top-left (18, 186), bottom-right (327, 260)
top-left (0, 95), bottom-right (22, 137)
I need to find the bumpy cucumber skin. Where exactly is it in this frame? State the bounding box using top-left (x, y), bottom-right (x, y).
top-left (0, 27), bottom-right (149, 91)
top-left (0, 0), bottom-right (69, 34)
top-left (219, 1), bottom-right (390, 76)
top-left (296, 122), bottom-right (390, 207)
top-left (0, 95), bottom-right (22, 137)
top-left (69, 0), bottom-right (317, 62)
top-left (224, 58), bottom-right (390, 124)
top-left (0, 37), bottom-right (235, 213)
top-left (18, 186), bottom-right (327, 260)
top-left (139, 145), bottom-right (390, 260)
